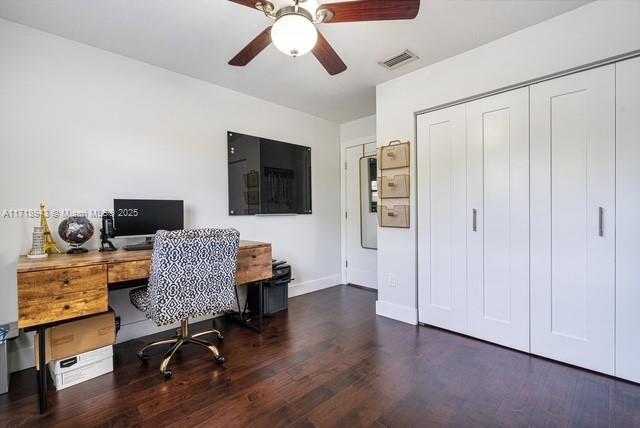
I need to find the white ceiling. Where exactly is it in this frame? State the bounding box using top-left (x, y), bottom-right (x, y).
top-left (0, 0), bottom-right (590, 123)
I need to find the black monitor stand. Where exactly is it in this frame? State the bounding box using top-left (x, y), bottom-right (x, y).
top-left (124, 236), bottom-right (154, 251)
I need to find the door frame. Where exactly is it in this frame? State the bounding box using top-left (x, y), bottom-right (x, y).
top-left (341, 136), bottom-right (376, 285)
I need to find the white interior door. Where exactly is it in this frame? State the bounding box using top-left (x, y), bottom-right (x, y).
top-left (345, 144), bottom-right (377, 288)
top-left (417, 104), bottom-right (467, 331)
top-left (466, 88), bottom-right (530, 352)
top-left (530, 66), bottom-right (615, 374)
top-left (616, 57), bottom-right (640, 383)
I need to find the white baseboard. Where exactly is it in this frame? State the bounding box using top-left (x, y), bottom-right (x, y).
top-left (288, 275), bottom-right (341, 298)
top-left (376, 300), bottom-right (418, 325)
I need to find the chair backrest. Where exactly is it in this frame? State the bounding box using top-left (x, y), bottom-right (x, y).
top-left (145, 228), bottom-right (240, 326)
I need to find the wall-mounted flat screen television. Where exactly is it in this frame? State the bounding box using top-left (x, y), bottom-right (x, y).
top-left (227, 131), bottom-right (312, 215)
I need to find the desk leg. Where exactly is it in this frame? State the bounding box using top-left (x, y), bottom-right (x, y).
top-left (37, 327), bottom-right (47, 413)
top-left (229, 282), bottom-right (263, 334)
top-left (234, 285), bottom-right (244, 322)
top-left (258, 281), bottom-right (263, 334)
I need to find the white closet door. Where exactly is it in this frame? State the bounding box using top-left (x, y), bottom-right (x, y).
top-left (466, 88), bottom-right (530, 352)
top-left (616, 57), bottom-right (640, 383)
top-left (530, 66), bottom-right (615, 374)
top-left (417, 105), bottom-right (467, 331)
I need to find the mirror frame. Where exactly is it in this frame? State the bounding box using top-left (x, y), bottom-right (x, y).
top-left (359, 154), bottom-right (378, 250)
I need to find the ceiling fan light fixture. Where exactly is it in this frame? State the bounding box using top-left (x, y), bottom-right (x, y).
top-left (271, 8), bottom-right (317, 57)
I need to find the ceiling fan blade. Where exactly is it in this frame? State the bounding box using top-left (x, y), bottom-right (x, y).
top-left (228, 0), bottom-right (258, 10)
top-left (319, 0), bottom-right (420, 23)
top-left (312, 31), bottom-right (347, 76)
top-left (229, 26), bottom-right (273, 66)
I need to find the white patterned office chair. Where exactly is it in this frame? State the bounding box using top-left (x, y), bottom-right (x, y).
top-left (129, 228), bottom-right (239, 378)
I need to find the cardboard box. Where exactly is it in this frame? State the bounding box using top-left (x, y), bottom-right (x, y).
top-left (35, 309), bottom-right (115, 365)
top-left (49, 345), bottom-right (113, 390)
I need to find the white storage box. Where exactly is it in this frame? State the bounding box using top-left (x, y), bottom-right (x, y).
top-left (48, 345), bottom-right (113, 390)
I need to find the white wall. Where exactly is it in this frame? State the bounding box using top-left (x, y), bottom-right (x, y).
top-left (339, 116), bottom-right (376, 284)
top-left (0, 18), bottom-right (341, 370)
top-left (340, 115), bottom-right (376, 146)
top-left (375, 0), bottom-right (640, 324)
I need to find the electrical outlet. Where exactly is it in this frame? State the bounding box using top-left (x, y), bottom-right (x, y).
top-left (387, 273), bottom-right (396, 288)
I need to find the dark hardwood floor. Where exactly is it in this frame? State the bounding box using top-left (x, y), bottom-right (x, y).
top-left (2, 285), bottom-right (640, 427)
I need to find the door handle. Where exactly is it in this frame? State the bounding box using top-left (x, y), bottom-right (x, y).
top-left (598, 207), bottom-right (604, 237)
top-left (472, 209), bottom-right (478, 232)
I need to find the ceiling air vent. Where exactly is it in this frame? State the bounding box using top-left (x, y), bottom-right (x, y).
top-left (379, 50), bottom-right (419, 70)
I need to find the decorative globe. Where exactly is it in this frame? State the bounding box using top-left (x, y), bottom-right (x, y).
top-left (58, 216), bottom-right (94, 254)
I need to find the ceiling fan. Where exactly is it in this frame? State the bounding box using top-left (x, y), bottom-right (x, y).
top-left (228, 0), bottom-right (421, 75)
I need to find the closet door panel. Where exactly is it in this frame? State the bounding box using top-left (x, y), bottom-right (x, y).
top-left (417, 105), bottom-right (467, 332)
top-left (530, 65), bottom-right (615, 374)
top-left (467, 88), bottom-right (529, 352)
top-left (616, 57), bottom-right (640, 383)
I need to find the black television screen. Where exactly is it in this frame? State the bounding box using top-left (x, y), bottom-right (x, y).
top-left (227, 131), bottom-right (311, 215)
top-left (114, 199), bottom-right (184, 236)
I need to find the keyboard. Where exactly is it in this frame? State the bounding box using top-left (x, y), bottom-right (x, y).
top-left (124, 242), bottom-right (154, 251)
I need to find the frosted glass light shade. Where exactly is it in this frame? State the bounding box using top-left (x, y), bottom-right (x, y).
top-left (271, 13), bottom-right (318, 57)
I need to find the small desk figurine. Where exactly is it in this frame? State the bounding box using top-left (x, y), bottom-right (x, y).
top-left (27, 203), bottom-right (63, 256)
top-left (26, 226), bottom-right (47, 259)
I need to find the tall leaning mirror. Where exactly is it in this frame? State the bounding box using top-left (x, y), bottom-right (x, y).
top-left (360, 155), bottom-right (378, 249)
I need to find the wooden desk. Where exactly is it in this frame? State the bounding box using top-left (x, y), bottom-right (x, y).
top-left (16, 240), bottom-right (271, 413)
top-left (17, 240), bottom-right (272, 329)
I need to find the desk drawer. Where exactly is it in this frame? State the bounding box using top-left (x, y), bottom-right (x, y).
top-left (236, 246), bottom-right (272, 285)
top-left (20, 290), bottom-right (108, 329)
top-left (18, 265), bottom-right (108, 328)
top-left (19, 265), bottom-right (107, 298)
top-left (108, 260), bottom-right (151, 283)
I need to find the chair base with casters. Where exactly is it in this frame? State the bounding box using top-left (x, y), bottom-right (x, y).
top-left (130, 284), bottom-right (227, 378)
top-left (137, 318), bottom-right (225, 379)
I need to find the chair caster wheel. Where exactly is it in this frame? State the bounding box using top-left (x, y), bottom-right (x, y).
top-left (216, 356), bottom-right (225, 365)
top-left (218, 335), bottom-right (224, 342)
top-left (163, 369), bottom-right (173, 379)
top-left (138, 352), bottom-right (149, 362)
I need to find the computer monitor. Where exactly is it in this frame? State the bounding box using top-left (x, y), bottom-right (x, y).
top-left (113, 199), bottom-right (184, 237)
